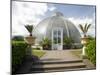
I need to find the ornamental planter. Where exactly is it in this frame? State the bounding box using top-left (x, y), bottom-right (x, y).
top-left (24, 36), bottom-right (36, 45)
top-left (81, 37), bottom-right (89, 58)
top-left (24, 36), bottom-right (36, 56)
top-left (81, 37), bottom-right (89, 45)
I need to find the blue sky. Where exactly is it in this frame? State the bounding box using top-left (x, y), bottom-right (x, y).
top-left (47, 3), bottom-right (95, 18)
top-left (12, 1), bottom-right (96, 37)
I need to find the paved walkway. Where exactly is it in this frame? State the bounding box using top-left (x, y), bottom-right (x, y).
top-left (40, 50), bottom-right (81, 61)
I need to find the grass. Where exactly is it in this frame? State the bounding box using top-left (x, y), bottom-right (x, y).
top-left (32, 49), bottom-right (46, 58)
top-left (70, 49), bottom-right (82, 58)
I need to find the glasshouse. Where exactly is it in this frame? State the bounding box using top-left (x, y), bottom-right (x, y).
top-left (12, 1), bottom-right (96, 74)
top-left (33, 12), bottom-right (81, 50)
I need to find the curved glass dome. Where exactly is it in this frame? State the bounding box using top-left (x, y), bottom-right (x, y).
top-left (33, 12), bottom-right (81, 44)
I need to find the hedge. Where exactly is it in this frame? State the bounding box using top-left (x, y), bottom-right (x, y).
top-left (12, 41), bottom-right (28, 72)
top-left (86, 39), bottom-right (96, 65)
top-left (12, 36), bottom-right (24, 41)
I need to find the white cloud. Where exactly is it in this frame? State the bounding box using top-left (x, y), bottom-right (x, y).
top-left (68, 17), bottom-right (93, 26)
top-left (48, 6), bottom-right (56, 11)
top-left (68, 16), bottom-right (95, 37)
top-left (12, 1), bottom-right (49, 36)
top-left (12, 1), bottom-right (95, 37)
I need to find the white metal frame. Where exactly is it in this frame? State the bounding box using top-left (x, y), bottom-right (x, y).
top-left (52, 28), bottom-right (63, 50)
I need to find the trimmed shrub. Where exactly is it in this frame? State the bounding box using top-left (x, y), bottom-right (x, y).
top-left (86, 39), bottom-right (96, 65)
top-left (12, 36), bottom-right (24, 41)
top-left (12, 41), bottom-right (28, 72)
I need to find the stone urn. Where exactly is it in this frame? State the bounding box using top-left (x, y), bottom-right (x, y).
top-left (81, 37), bottom-right (89, 45)
top-left (81, 37), bottom-right (89, 58)
top-left (24, 36), bottom-right (36, 56)
top-left (24, 36), bottom-right (36, 45)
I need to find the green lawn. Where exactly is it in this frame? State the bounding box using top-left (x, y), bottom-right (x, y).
top-left (32, 50), bottom-right (46, 58)
top-left (70, 49), bottom-right (82, 58)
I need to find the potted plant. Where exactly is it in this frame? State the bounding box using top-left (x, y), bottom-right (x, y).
top-left (24, 25), bottom-right (36, 45)
top-left (79, 23), bottom-right (91, 57)
top-left (40, 37), bottom-right (51, 50)
top-left (63, 37), bottom-right (73, 49)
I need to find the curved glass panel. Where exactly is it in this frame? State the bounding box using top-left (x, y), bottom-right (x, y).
top-left (33, 12), bottom-right (81, 44)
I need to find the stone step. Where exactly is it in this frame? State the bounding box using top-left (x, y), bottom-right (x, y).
top-left (30, 67), bottom-right (87, 73)
top-left (31, 62), bottom-right (86, 71)
top-left (30, 66), bottom-right (96, 73)
top-left (33, 59), bottom-right (83, 64)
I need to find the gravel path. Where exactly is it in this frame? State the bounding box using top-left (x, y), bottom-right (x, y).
top-left (40, 50), bottom-right (82, 61)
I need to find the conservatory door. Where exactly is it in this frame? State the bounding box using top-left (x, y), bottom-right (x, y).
top-left (52, 28), bottom-right (63, 50)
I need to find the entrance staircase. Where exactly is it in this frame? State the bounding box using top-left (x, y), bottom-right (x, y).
top-left (30, 50), bottom-right (87, 73)
top-left (16, 50), bottom-right (95, 74)
top-left (30, 58), bottom-right (86, 73)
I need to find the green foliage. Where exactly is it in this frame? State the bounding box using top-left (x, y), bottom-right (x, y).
top-left (33, 48), bottom-right (41, 50)
top-left (86, 39), bottom-right (96, 65)
top-left (12, 41), bottom-right (28, 72)
top-left (63, 37), bottom-right (73, 49)
top-left (12, 36), bottom-right (24, 41)
top-left (87, 35), bottom-right (95, 41)
top-left (25, 25), bottom-right (34, 36)
top-left (40, 37), bottom-right (51, 50)
top-left (63, 37), bottom-right (73, 45)
top-left (40, 37), bottom-right (51, 46)
top-left (32, 50), bottom-right (45, 58)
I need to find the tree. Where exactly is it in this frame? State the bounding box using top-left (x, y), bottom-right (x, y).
top-left (79, 23), bottom-right (91, 37)
top-left (25, 25), bottom-right (34, 36)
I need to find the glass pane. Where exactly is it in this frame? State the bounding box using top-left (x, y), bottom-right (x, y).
top-left (58, 37), bottom-right (61, 43)
top-left (54, 30), bottom-right (57, 35)
top-left (54, 37), bottom-right (57, 44)
top-left (58, 30), bottom-right (61, 36)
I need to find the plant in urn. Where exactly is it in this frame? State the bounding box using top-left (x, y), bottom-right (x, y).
top-left (79, 23), bottom-right (91, 58)
top-left (24, 25), bottom-right (36, 56)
